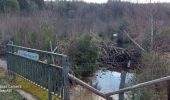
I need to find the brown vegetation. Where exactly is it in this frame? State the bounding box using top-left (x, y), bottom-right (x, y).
top-left (0, 1), bottom-right (170, 49)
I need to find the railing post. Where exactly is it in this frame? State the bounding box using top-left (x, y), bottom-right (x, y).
top-left (8, 41), bottom-right (14, 53)
top-left (6, 41), bottom-right (14, 54)
top-left (62, 56), bottom-right (70, 100)
top-left (6, 41), bottom-right (15, 80)
top-left (47, 54), bottom-right (52, 100)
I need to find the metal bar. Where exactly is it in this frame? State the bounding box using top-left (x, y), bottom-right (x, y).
top-left (7, 44), bottom-right (67, 57)
top-left (106, 76), bottom-right (170, 96)
top-left (6, 52), bottom-right (63, 69)
top-left (68, 74), bottom-right (111, 99)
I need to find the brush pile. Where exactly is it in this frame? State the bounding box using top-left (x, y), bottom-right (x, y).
top-left (100, 42), bottom-right (141, 71)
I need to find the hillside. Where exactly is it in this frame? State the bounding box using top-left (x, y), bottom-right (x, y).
top-left (0, 1), bottom-right (170, 49)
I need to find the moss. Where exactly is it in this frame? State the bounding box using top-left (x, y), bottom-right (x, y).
top-left (15, 76), bottom-right (60, 100)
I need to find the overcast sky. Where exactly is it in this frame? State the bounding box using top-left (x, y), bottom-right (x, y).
top-left (45, 0), bottom-right (170, 3)
top-left (84, 0), bottom-right (170, 3)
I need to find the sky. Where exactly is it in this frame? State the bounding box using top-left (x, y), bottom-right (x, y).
top-left (45, 0), bottom-right (170, 3)
top-left (84, 0), bottom-right (170, 3)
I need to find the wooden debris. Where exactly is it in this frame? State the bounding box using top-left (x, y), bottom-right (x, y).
top-left (100, 42), bottom-right (141, 71)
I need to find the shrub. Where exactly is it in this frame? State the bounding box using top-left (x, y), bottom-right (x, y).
top-left (68, 33), bottom-right (100, 77)
top-left (5, 0), bottom-right (20, 12)
top-left (131, 52), bottom-right (169, 100)
top-left (154, 28), bottom-right (170, 52)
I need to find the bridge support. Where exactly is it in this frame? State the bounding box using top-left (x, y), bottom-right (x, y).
top-left (62, 56), bottom-right (70, 100)
top-left (119, 71), bottom-right (127, 100)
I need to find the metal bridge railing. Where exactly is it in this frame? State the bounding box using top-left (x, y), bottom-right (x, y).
top-left (6, 43), bottom-right (70, 100)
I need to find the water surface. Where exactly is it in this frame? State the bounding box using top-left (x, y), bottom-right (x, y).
top-left (93, 70), bottom-right (133, 93)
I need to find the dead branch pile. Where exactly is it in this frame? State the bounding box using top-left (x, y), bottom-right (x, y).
top-left (100, 42), bottom-right (141, 71)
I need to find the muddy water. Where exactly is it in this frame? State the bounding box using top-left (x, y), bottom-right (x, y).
top-left (70, 70), bottom-right (133, 100)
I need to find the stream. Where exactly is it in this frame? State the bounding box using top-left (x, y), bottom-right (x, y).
top-left (70, 69), bottom-right (134, 100)
top-left (92, 70), bottom-right (133, 93)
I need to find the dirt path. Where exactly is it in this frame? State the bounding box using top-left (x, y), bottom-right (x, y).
top-left (16, 89), bottom-right (37, 100)
top-left (0, 58), bottom-right (38, 100)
